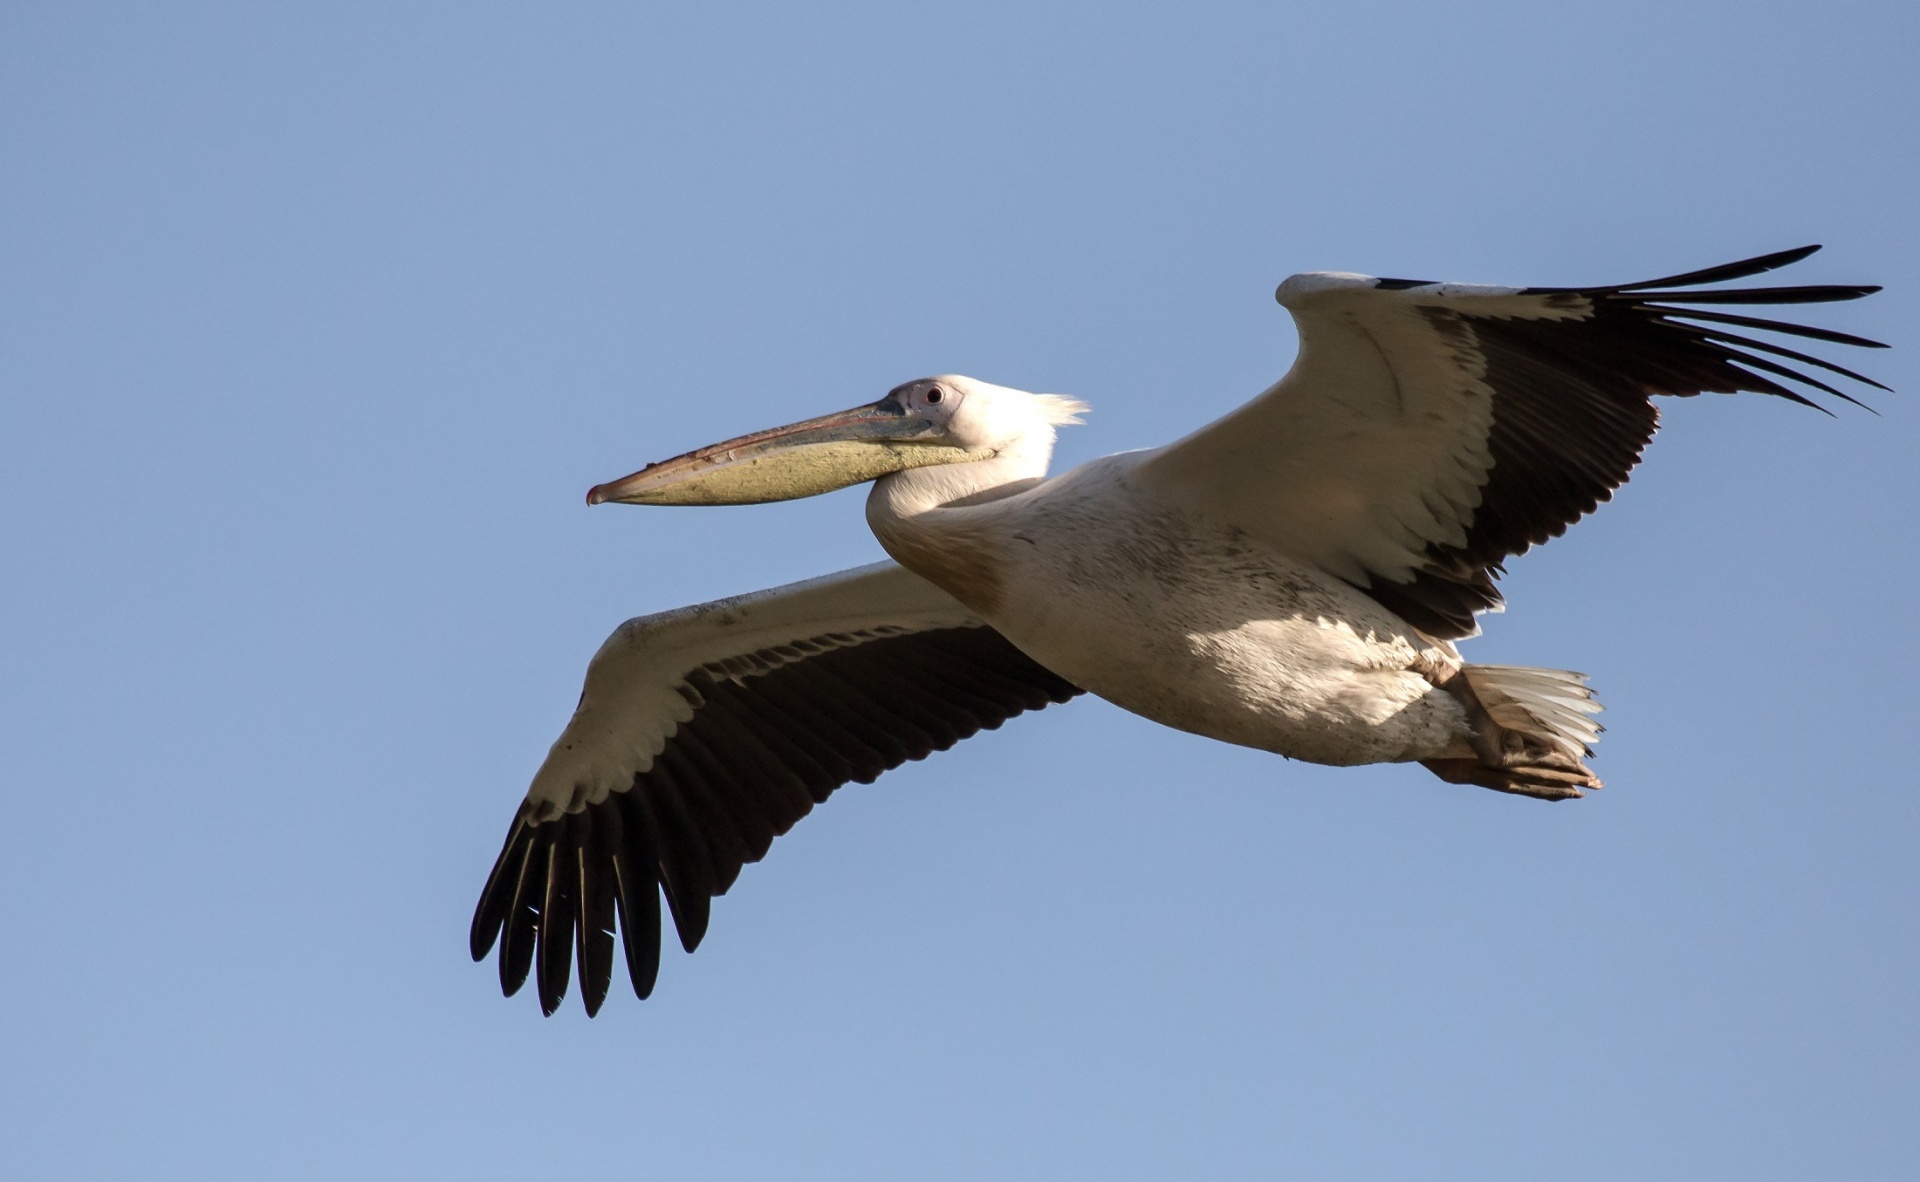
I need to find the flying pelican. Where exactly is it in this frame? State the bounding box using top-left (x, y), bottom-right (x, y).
top-left (471, 245), bottom-right (1885, 1015)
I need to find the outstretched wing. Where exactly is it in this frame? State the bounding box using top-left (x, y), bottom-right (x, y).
top-left (469, 561), bottom-right (1082, 1015)
top-left (1138, 245), bottom-right (1887, 638)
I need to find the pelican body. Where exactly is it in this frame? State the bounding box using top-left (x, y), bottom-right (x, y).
top-left (473, 246), bottom-right (1886, 1014)
top-left (868, 439), bottom-right (1469, 768)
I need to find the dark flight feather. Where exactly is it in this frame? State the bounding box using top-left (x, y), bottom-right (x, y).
top-left (1358, 248), bottom-right (1886, 638)
top-left (470, 624), bottom-right (1080, 1012)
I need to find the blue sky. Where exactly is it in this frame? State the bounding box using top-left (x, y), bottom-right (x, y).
top-left (4, 3), bottom-right (1916, 1178)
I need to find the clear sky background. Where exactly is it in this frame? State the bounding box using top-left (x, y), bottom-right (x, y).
top-left (4, 4), bottom-right (1917, 1179)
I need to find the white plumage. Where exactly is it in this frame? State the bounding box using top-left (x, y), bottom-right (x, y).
top-left (472, 245), bottom-right (1884, 1014)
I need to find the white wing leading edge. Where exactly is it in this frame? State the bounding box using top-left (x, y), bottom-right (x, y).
top-left (469, 561), bottom-right (1081, 1014)
top-left (1138, 245), bottom-right (1886, 638)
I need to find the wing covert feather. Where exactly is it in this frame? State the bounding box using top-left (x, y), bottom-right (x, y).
top-left (470, 561), bottom-right (1082, 1013)
top-left (1139, 249), bottom-right (1884, 637)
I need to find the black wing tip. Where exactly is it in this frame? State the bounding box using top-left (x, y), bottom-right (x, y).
top-left (1764, 243), bottom-right (1822, 267)
top-left (469, 814), bottom-right (531, 961)
top-left (1605, 243), bottom-right (1824, 291)
top-left (1660, 306), bottom-right (1890, 350)
top-left (664, 880), bottom-right (710, 953)
top-left (1630, 284), bottom-right (1881, 306)
top-left (474, 800), bottom-right (666, 1016)
top-left (1690, 326), bottom-right (1893, 392)
top-left (1606, 247), bottom-right (1886, 409)
top-left (475, 626), bottom-right (1093, 1013)
top-left (469, 909), bottom-right (502, 963)
top-left (1525, 243), bottom-right (1874, 302)
top-left (534, 835), bottom-right (576, 1016)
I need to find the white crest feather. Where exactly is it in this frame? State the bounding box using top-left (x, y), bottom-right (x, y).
top-left (1032, 394), bottom-right (1090, 426)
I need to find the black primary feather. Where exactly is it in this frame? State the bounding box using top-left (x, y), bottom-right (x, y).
top-left (1359, 246), bottom-right (1886, 638)
top-left (471, 624), bottom-right (1081, 1012)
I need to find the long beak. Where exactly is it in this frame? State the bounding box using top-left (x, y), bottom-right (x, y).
top-left (587, 398), bottom-right (981, 506)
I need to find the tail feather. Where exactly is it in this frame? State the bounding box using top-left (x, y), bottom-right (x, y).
top-left (1421, 664), bottom-right (1605, 800)
top-left (1463, 664), bottom-right (1604, 759)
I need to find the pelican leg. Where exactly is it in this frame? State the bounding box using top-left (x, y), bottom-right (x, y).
top-left (1419, 756), bottom-right (1595, 801)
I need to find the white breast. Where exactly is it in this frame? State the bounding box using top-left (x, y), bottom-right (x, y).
top-left (961, 456), bottom-right (1472, 766)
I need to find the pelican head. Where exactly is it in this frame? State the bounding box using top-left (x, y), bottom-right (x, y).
top-left (587, 375), bottom-right (1087, 506)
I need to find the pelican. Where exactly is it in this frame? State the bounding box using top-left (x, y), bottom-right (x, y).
top-left (470, 245), bottom-right (1886, 1015)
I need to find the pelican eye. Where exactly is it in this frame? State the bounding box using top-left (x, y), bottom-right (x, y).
top-left (926, 387), bottom-right (944, 404)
